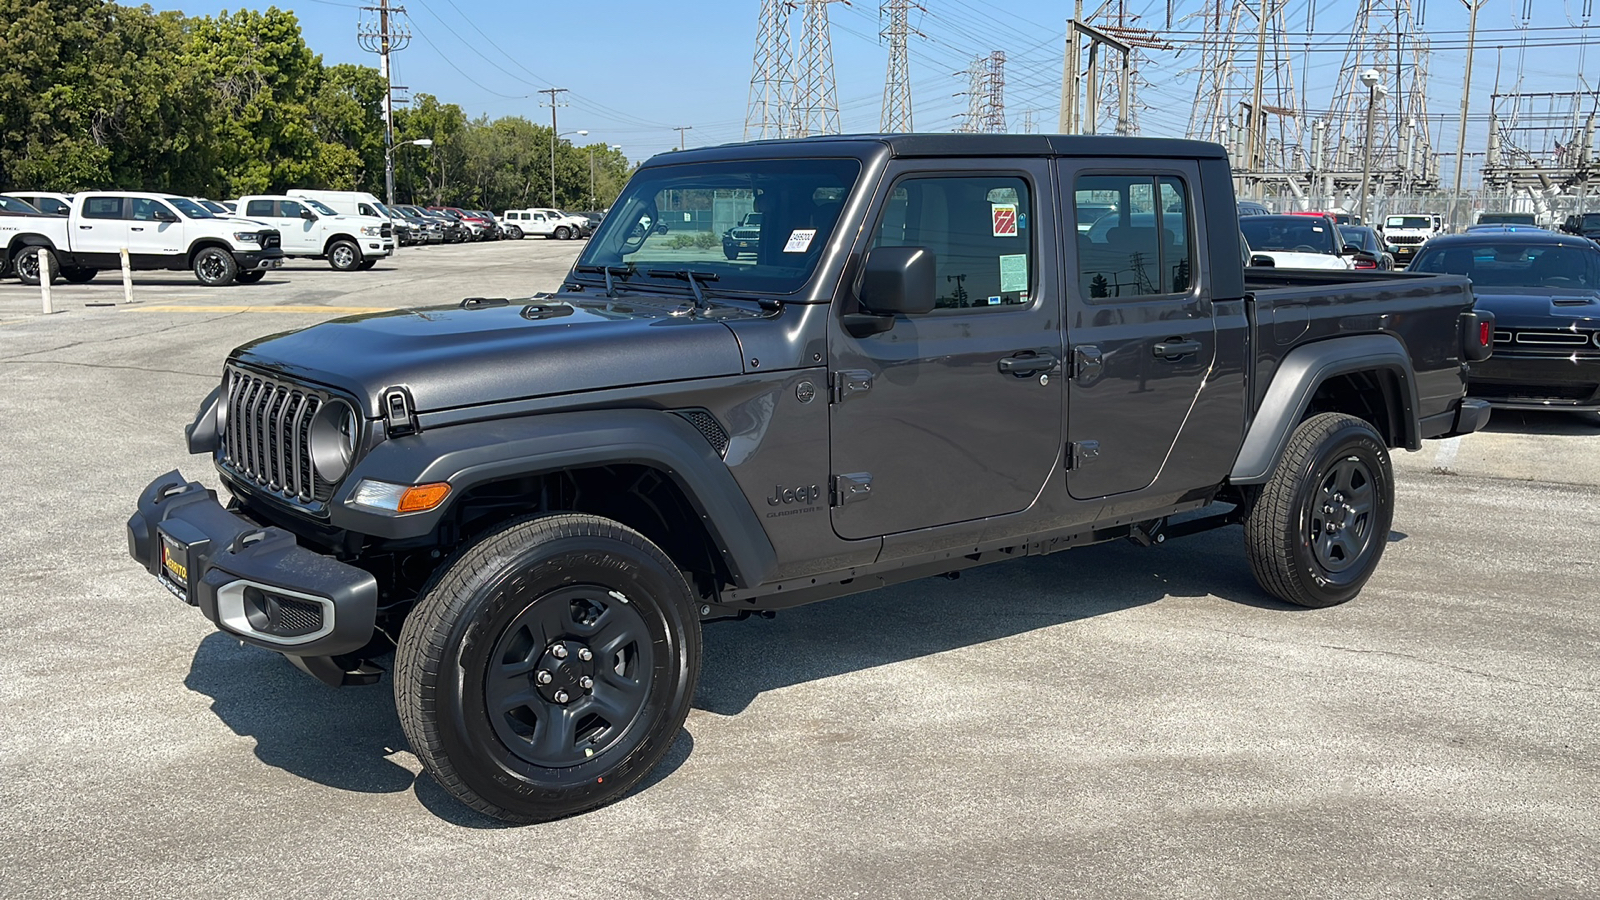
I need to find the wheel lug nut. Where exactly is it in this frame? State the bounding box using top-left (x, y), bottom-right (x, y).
top-left (577, 648), bottom-right (593, 661)
top-left (536, 670), bottom-right (552, 684)
top-left (579, 676), bottom-right (594, 690)
top-left (554, 690), bottom-right (569, 704)
top-left (551, 644), bottom-right (568, 660)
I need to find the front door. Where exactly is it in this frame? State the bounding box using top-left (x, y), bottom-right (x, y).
top-left (829, 162), bottom-right (1064, 540)
top-left (126, 197), bottom-right (184, 265)
top-left (1061, 163), bottom-right (1218, 499)
top-left (245, 199), bottom-right (319, 254)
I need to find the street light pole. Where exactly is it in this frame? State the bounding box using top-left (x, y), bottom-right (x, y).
top-left (1450, 0), bottom-right (1487, 231)
top-left (384, 138), bottom-right (433, 205)
top-left (1357, 69), bottom-right (1386, 226)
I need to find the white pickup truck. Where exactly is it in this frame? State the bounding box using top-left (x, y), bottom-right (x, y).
top-left (3, 192), bottom-right (284, 286)
top-left (234, 195), bottom-right (394, 270)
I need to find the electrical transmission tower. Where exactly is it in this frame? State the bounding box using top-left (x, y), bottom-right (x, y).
top-left (979, 51), bottom-right (1007, 134)
top-left (955, 57), bottom-right (985, 133)
top-left (793, 0), bottom-right (846, 137)
top-left (1318, 1), bottom-right (1436, 199)
top-left (1060, 1), bottom-right (1169, 136)
top-left (880, 0), bottom-right (921, 133)
top-left (358, 0), bottom-right (411, 205)
top-left (745, 0), bottom-right (797, 140)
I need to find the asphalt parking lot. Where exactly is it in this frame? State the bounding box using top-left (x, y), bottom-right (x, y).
top-left (2, 240), bottom-right (1597, 898)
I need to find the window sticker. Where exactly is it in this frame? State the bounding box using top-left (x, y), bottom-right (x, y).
top-left (987, 295), bottom-right (1002, 306)
top-left (999, 253), bottom-right (1028, 292)
top-left (992, 204), bottom-right (1018, 237)
top-left (783, 229), bottom-right (817, 253)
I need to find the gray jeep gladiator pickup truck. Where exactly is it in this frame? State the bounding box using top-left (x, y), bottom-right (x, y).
top-left (128, 134), bottom-right (1494, 823)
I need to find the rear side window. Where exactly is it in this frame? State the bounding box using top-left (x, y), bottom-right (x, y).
top-left (83, 197), bottom-right (124, 219)
top-left (869, 175), bottom-right (1034, 311)
top-left (1075, 174), bottom-right (1195, 299)
top-left (245, 200), bottom-right (274, 217)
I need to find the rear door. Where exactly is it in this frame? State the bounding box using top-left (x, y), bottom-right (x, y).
top-left (72, 196), bottom-right (130, 262)
top-left (828, 160), bottom-right (1064, 540)
top-left (1060, 162), bottom-right (1218, 499)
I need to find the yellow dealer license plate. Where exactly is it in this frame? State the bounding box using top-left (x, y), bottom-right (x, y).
top-left (160, 532), bottom-right (190, 591)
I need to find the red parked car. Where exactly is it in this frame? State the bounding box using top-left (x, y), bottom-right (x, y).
top-left (427, 206), bottom-right (494, 241)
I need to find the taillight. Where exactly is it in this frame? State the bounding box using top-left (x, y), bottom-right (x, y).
top-left (1355, 259), bottom-right (1377, 269)
top-left (1479, 321), bottom-right (1492, 347)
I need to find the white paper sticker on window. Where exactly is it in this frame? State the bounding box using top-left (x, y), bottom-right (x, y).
top-left (783, 229), bottom-right (817, 253)
top-left (999, 254), bottom-right (1028, 292)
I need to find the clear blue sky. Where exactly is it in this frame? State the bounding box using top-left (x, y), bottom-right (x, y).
top-left (161, 1), bottom-right (1597, 185)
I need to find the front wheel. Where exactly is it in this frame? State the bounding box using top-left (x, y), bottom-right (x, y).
top-left (327, 239), bottom-right (361, 271)
top-left (508, 226), bottom-right (524, 240)
top-left (395, 514), bottom-right (701, 823)
top-left (193, 247), bottom-right (237, 286)
top-left (1244, 412), bottom-right (1394, 608)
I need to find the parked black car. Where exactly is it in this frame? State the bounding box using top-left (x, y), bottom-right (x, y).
top-left (1338, 225), bottom-right (1396, 270)
top-left (128, 134), bottom-right (1492, 824)
top-left (1559, 212), bottom-right (1600, 245)
top-left (1410, 230), bottom-right (1600, 414)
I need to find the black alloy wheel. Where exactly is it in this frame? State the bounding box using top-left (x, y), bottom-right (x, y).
top-left (14, 246), bottom-right (55, 286)
top-left (192, 247), bottom-right (237, 286)
top-left (395, 513), bottom-right (700, 823)
top-left (1244, 412), bottom-right (1394, 608)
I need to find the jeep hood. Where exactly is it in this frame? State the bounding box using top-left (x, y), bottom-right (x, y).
top-left (230, 296), bottom-right (750, 414)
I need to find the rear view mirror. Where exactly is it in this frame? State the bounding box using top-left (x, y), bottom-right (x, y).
top-left (1248, 254), bottom-right (1277, 268)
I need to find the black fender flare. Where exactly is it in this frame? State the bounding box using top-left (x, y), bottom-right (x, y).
top-left (1230, 334), bottom-right (1420, 484)
top-left (186, 238), bottom-right (235, 265)
top-left (329, 408), bottom-right (777, 588)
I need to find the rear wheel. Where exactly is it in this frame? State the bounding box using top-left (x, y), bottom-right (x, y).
top-left (1244, 413), bottom-right (1394, 608)
top-left (327, 239), bottom-right (361, 271)
top-left (508, 226), bottom-right (524, 240)
top-left (14, 246), bottom-right (56, 286)
top-left (235, 270), bottom-right (265, 284)
top-left (193, 247), bottom-right (237, 286)
top-left (395, 513), bottom-right (700, 823)
top-left (554, 226), bottom-right (571, 241)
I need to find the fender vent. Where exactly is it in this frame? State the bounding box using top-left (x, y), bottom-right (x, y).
top-left (672, 409), bottom-right (730, 458)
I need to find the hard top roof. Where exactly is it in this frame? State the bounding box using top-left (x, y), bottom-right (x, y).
top-left (1423, 230), bottom-right (1590, 248)
top-left (645, 133), bottom-right (1227, 167)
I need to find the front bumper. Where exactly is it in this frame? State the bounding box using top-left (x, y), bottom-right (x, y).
top-left (236, 249), bottom-right (286, 271)
top-left (1469, 355), bottom-right (1600, 410)
top-left (364, 239), bottom-right (395, 257)
top-left (127, 471), bottom-right (378, 659)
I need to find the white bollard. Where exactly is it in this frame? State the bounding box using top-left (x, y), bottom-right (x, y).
top-left (120, 247), bottom-right (134, 304)
top-left (39, 249), bottom-right (54, 315)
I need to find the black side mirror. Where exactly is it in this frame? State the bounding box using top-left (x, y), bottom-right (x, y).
top-left (1341, 244), bottom-right (1365, 256)
top-left (845, 246), bottom-right (937, 337)
top-left (155, 210), bottom-right (178, 223)
top-left (1248, 254), bottom-right (1277, 268)
top-left (300, 208), bottom-right (318, 221)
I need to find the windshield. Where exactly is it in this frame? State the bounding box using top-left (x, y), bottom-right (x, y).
top-left (1581, 214), bottom-right (1600, 229)
top-left (0, 196), bottom-right (38, 214)
top-left (1387, 216), bottom-right (1431, 229)
top-left (304, 199), bottom-right (338, 216)
top-left (576, 158), bottom-right (861, 295)
top-left (196, 199), bottom-right (229, 215)
top-left (374, 202), bottom-right (399, 218)
top-left (1411, 241), bottom-right (1600, 289)
top-left (168, 197), bottom-right (215, 219)
top-left (1240, 216), bottom-right (1336, 254)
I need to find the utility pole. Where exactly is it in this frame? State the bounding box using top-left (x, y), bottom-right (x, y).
top-left (1451, 0), bottom-right (1487, 229)
top-left (1060, 0), bottom-right (1084, 132)
top-left (538, 87), bottom-right (569, 207)
top-left (1245, 0), bottom-right (1269, 185)
top-left (880, 0), bottom-right (921, 132)
top-left (674, 126), bottom-right (693, 150)
top-left (358, 1), bottom-right (411, 206)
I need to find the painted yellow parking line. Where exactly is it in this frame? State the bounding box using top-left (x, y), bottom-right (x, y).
top-left (130, 305), bottom-right (398, 314)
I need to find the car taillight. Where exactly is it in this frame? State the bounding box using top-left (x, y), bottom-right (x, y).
top-left (1355, 258), bottom-right (1377, 269)
top-left (1480, 321), bottom-right (1492, 347)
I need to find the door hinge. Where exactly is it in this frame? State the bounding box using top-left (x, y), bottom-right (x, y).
top-left (1066, 440), bottom-right (1100, 471)
top-left (831, 472), bottom-right (873, 506)
top-left (830, 369), bottom-right (874, 404)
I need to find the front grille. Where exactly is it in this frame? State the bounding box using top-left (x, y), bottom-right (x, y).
top-left (1514, 330), bottom-right (1592, 346)
top-left (260, 231), bottom-right (281, 249)
top-left (672, 409), bottom-right (730, 457)
top-left (1387, 234), bottom-right (1426, 245)
top-left (379, 223), bottom-right (393, 238)
top-left (221, 366), bottom-right (336, 503)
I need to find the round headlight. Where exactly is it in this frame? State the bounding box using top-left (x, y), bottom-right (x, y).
top-left (309, 399), bottom-right (359, 482)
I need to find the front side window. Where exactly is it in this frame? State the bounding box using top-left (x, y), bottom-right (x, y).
top-left (83, 197), bottom-right (124, 220)
top-left (869, 175), bottom-right (1034, 310)
top-left (279, 200), bottom-right (307, 218)
top-left (131, 198), bottom-right (174, 221)
top-left (577, 157), bottom-right (861, 295)
top-left (1076, 174), bottom-right (1194, 298)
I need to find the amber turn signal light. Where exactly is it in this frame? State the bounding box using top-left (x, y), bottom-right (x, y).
top-left (398, 482), bottom-right (451, 513)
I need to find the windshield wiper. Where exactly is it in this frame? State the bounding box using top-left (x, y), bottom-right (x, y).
top-left (573, 263), bottom-right (636, 298)
top-left (646, 269), bottom-right (720, 313)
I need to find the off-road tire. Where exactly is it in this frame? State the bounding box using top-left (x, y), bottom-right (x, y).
top-left (1244, 412), bottom-right (1394, 608)
top-left (60, 267), bottom-right (97, 283)
top-left (193, 247), bottom-right (237, 286)
top-left (395, 513), bottom-right (701, 824)
top-left (14, 246), bottom-right (57, 286)
top-left (508, 226), bottom-right (524, 240)
top-left (234, 270), bottom-right (265, 284)
top-left (327, 239), bottom-right (361, 271)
